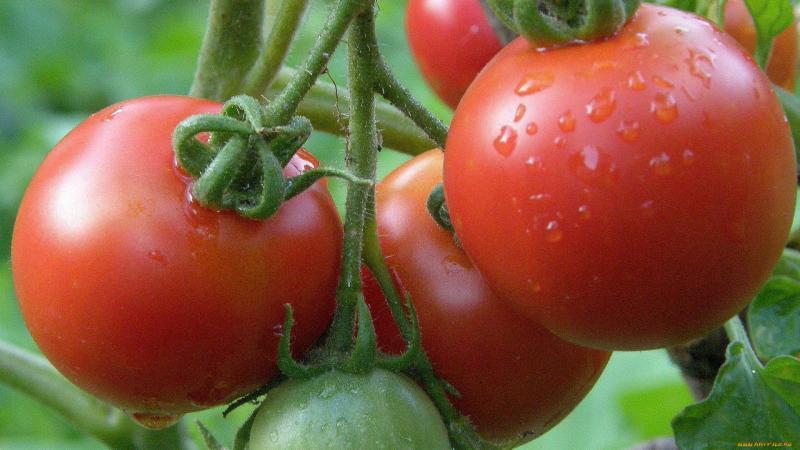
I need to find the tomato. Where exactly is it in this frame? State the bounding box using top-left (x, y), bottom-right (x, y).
top-left (11, 96), bottom-right (341, 420)
top-left (363, 150), bottom-right (610, 445)
top-left (406, 0), bottom-right (503, 109)
top-left (444, 4), bottom-right (797, 350)
top-left (723, 0), bottom-right (797, 90)
top-left (248, 369), bottom-right (451, 449)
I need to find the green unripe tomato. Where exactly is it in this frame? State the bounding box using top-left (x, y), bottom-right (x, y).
top-left (248, 369), bottom-right (451, 449)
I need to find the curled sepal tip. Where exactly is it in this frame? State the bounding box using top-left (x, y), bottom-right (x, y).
top-left (339, 295), bottom-right (378, 374)
top-left (426, 183), bottom-right (454, 233)
top-left (488, 0), bottom-right (641, 48)
top-left (377, 293), bottom-right (422, 372)
top-left (277, 304), bottom-right (327, 380)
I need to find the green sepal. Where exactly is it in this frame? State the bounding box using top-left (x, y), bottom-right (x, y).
top-left (339, 296), bottom-right (378, 374)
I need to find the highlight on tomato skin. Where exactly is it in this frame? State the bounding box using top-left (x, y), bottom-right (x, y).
top-left (405, 0), bottom-right (503, 109)
top-left (443, 4), bottom-right (797, 351)
top-left (723, 0), bottom-right (798, 91)
top-left (364, 149), bottom-right (611, 446)
top-left (11, 96), bottom-right (342, 419)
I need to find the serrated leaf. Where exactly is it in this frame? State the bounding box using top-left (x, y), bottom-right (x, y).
top-left (743, 0), bottom-right (794, 68)
top-left (672, 343), bottom-right (800, 449)
top-left (748, 276), bottom-right (800, 360)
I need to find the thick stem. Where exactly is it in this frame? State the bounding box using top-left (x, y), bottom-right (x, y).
top-left (189, 0), bottom-right (264, 101)
top-left (325, 9), bottom-right (379, 354)
top-left (242, 0), bottom-right (310, 96)
top-left (264, 0), bottom-right (367, 125)
top-left (0, 341), bottom-right (191, 450)
top-left (266, 67), bottom-right (437, 154)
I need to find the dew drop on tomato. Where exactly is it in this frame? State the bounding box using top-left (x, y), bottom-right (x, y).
top-left (627, 71), bottom-right (647, 90)
top-left (558, 110), bottom-right (576, 132)
top-left (616, 120), bottom-right (641, 142)
top-left (514, 104), bottom-right (527, 122)
top-left (651, 92), bottom-right (678, 123)
top-left (586, 89), bottom-right (616, 123)
top-left (493, 125), bottom-right (518, 157)
top-left (127, 412), bottom-right (182, 430)
top-left (515, 73), bottom-right (555, 96)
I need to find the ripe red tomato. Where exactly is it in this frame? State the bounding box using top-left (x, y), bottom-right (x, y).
top-left (406, 0), bottom-right (503, 109)
top-left (444, 4), bottom-right (797, 350)
top-left (724, 0), bottom-right (797, 90)
top-left (12, 96), bottom-right (341, 420)
top-left (364, 150), bottom-right (610, 445)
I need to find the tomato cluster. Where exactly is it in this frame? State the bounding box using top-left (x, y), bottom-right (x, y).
top-left (9, 0), bottom-right (799, 447)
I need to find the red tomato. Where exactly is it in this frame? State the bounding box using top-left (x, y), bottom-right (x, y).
top-left (364, 150), bottom-right (610, 445)
top-left (406, 0), bottom-right (503, 109)
top-left (12, 96), bottom-right (340, 421)
top-left (724, 0), bottom-right (797, 90)
top-left (444, 5), bottom-right (797, 350)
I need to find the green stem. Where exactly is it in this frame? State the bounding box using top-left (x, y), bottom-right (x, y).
top-left (723, 315), bottom-right (763, 368)
top-left (189, 0), bottom-right (265, 101)
top-left (242, 0), bottom-right (310, 96)
top-left (264, 0), bottom-right (367, 125)
top-left (266, 67), bottom-right (436, 154)
top-left (325, 8), bottom-right (379, 355)
top-left (371, 52), bottom-right (449, 148)
top-left (0, 341), bottom-right (192, 450)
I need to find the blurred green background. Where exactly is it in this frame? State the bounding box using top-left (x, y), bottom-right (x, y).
top-left (0, 1), bottom-right (690, 448)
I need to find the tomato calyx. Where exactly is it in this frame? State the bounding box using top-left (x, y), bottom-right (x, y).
top-left (488, 0), bottom-right (641, 48)
top-left (276, 294), bottom-right (423, 380)
top-left (173, 94), bottom-right (369, 219)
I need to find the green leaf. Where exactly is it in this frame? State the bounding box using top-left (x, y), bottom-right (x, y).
top-left (748, 276), bottom-right (800, 360)
top-left (774, 85), bottom-right (800, 163)
top-left (743, 0), bottom-right (794, 68)
top-left (772, 248), bottom-right (800, 280)
top-left (672, 342), bottom-right (800, 449)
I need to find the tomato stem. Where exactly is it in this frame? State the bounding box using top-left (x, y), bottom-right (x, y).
top-left (242, 0), bottom-right (311, 96)
top-left (189, 0), bottom-right (265, 101)
top-left (264, 0), bottom-right (368, 125)
top-left (0, 341), bottom-right (192, 450)
top-left (265, 67), bottom-right (438, 154)
top-left (324, 6), bottom-right (380, 355)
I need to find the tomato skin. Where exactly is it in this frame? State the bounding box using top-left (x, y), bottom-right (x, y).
top-left (364, 150), bottom-right (610, 445)
top-left (724, 0), bottom-right (797, 90)
top-left (248, 369), bottom-right (451, 450)
top-left (444, 5), bottom-right (797, 350)
top-left (11, 96), bottom-right (340, 415)
top-left (406, 0), bottom-right (503, 109)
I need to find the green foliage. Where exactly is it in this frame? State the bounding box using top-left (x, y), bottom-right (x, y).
top-left (672, 343), bottom-right (800, 449)
top-left (749, 277), bottom-right (800, 360)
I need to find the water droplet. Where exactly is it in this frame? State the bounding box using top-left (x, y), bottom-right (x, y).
top-left (127, 412), bottom-right (182, 430)
top-left (104, 106), bottom-right (124, 122)
top-left (147, 250), bottom-right (166, 264)
top-left (493, 125), bottom-right (518, 157)
top-left (586, 89), bottom-right (616, 122)
top-left (554, 136), bottom-right (567, 148)
top-left (526, 122), bottom-right (538, 135)
top-left (336, 418), bottom-right (348, 429)
top-left (651, 92), bottom-right (678, 123)
top-left (682, 148), bottom-right (696, 166)
top-left (525, 155), bottom-right (544, 174)
top-left (616, 120), bottom-right (640, 142)
top-left (515, 72), bottom-right (555, 96)
top-left (652, 75), bottom-right (674, 89)
top-left (569, 145), bottom-right (617, 184)
top-left (578, 204), bottom-right (591, 220)
top-left (686, 49), bottom-right (714, 88)
top-left (640, 200), bottom-right (655, 218)
top-left (627, 71), bottom-right (647, 90)
top-left (674, 26), bottom-right (689, 35)
top-left (529, 193), bottom-right (551, 203)
top-left (558, 110), bottom-right (576, 132)
top-left (514, 104), bottom-right (526, 122)
top-left (632, 32), bottom-right (650, 48)
top-left (545, 220), bottom-right (563, 243)
top-left (649, 152), bottom-right (672, 176)
top-left (269, 431), bottom-right (279, 443)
